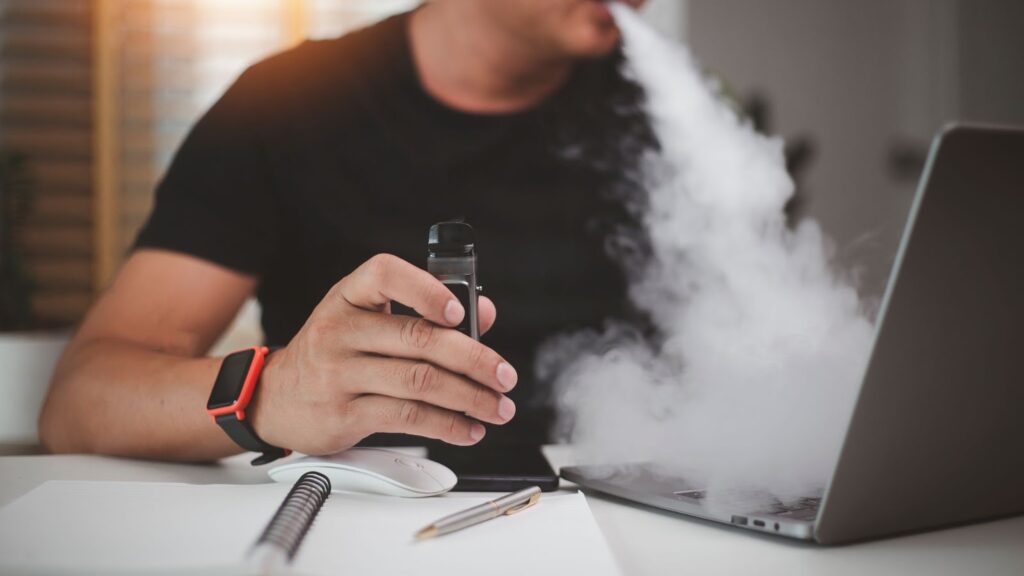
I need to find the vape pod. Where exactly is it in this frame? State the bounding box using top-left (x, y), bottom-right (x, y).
top-left (428, 221), bottom-right (480, 340)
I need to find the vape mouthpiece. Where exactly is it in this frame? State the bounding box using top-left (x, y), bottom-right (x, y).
top-left (428, 221), bottom-right (475, 256)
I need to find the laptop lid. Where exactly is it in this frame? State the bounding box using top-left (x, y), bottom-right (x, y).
top-left (814, 124), bottom-right (1024, 544)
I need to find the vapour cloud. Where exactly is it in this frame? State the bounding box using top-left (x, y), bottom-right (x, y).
top-left (544, 5), bottom-right (875, 502)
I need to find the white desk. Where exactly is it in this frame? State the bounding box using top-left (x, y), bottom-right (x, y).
top-left (2, 447), bottom-right (1022, 575)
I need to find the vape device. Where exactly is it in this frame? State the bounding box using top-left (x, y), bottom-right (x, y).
top-left (428, 221), bottom-right (479, 340)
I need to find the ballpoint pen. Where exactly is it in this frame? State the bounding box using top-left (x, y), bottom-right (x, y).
top-left (415, 486), bottom-right (542, 540)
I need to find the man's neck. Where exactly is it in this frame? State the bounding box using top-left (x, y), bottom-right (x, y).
top-left (409, 2), bottom-right (573, 114)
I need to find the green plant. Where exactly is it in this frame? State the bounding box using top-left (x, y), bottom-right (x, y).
top-left (0, 149), bottom-right (35, 331)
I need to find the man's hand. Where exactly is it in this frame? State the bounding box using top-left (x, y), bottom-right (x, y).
top-left (251, 254), bottom-right (518, 455)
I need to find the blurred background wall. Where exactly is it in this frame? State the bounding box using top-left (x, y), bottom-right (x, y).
top-left (0, 0), bottom-right (1021, 337)
top-left (688, 0), bottom-right (1024, 300)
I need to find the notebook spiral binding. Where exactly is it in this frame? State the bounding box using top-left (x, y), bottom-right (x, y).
top-left (255, 471), bottom-right (332, 561)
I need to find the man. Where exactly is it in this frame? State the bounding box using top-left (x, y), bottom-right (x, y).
top-left (40, 0), bottom-right (653, 461)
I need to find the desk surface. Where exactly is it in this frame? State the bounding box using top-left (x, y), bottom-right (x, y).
top-left (2, 447), bottom-right (1022, 576)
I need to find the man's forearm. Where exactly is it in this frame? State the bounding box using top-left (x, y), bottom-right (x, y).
top-left (39, 338), bottom-right (242, 461)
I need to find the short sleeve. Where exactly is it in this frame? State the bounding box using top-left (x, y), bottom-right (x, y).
top-left (134, 65), bottom-right (280, 276)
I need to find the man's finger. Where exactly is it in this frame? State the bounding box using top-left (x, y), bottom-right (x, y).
top-left (339, 309), bottom-right (518, 392)
top-left (478, 295), bottom-right (496, 335)
top-left (345, 356), bottom-right (514, 425)
top-left (334, 253), bottom-right (464, 327)
top-left (349, 395), bottom-right (486, 446)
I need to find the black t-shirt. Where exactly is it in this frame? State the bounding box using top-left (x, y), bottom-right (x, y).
top-left (136, 11), bottom-right (654, 443)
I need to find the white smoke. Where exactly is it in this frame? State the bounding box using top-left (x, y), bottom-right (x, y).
top-left (546, 5), bottom-right (875, 502)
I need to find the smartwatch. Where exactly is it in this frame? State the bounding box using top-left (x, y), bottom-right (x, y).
top-left (206, 346), bottom-right (290, 465)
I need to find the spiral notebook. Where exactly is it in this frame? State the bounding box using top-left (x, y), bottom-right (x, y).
top-left (0, 478), bottom-right (620, 575)
top-left (248, 472), bottom-right (332, 569)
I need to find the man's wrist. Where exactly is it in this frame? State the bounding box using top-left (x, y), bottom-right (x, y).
top-left (248, 347), bottom-right (286, 449)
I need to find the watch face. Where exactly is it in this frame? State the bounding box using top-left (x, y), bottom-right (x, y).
top-left (207, 349), bottom-right (256, 410)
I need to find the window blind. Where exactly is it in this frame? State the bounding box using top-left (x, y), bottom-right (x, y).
top-left (0, 0), bottom-right (94, 325)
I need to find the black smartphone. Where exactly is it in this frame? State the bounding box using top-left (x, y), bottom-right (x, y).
top-left (427, 445), bottom-right (560, 492)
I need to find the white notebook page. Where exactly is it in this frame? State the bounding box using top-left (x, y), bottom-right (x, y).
top-left (0, 480), bottom-right (620, 576)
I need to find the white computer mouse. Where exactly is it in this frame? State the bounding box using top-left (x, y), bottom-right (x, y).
top-left (268, 448), bottom-right (457, 497)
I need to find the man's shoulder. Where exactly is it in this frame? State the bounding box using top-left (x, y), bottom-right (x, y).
top-left (235, 12), bottom-right (410, 109)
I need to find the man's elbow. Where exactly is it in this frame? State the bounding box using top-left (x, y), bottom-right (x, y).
top-left (38, 375), bottom-right (75, 454)
top-left (37, 351), bottom-right (93, 454)
top-left (38, 398), bottom-right (59, 453)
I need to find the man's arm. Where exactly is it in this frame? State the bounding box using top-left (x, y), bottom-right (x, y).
top-left (39, 249), bottom-right (255, 459)
top-left (40, 250), bottom-right (515, 461)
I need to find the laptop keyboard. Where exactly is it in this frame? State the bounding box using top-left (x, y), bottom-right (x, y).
top-left (673, 489), bottom-right (822, 521)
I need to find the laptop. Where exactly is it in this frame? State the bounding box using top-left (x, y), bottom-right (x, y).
top-left (561, 123), bottom-right (1024, 544)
